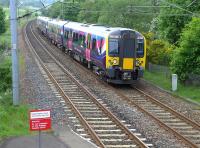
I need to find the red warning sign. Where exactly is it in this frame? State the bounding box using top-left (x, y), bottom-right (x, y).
top-left (29, 110), bottom-right (51, 131)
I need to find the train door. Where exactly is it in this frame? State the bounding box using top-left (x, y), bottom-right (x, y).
top-left (86, 33), bottom-right (91, 62)
top-left (119, 31), bottom-right (136, 70)
top-left (67, 29), bottom-right (73, 50)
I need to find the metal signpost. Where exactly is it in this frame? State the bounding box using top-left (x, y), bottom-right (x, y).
top-left (30, 110), bottom-right (51, 148)
top-left (10, 0), bottom-right (20, 105)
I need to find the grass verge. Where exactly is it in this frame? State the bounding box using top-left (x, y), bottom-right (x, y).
top-left (0, 57), bottom-right (29, 141)
top-left (0, 92), bottom-right (29, 139)
top-left (144, 70), bottom-right (200, 104)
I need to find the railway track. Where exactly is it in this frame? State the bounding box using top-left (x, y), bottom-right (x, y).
top-left (34, 22), bottom-right (200, 148)
top-left (116, 87), bottom-right (200, 148)
top-left (26, 21), bottom-right (200, 148)
top-left (24, 21), bottom-right (154, 148)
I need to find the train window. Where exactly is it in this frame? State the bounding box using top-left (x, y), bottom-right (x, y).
top-left (130, 32), bottom-right (135, 39)
top-left (53, 26), bottom-right (56, 33)
top-left (99, 38), bottom-right (103, 54)
top-left (64, 31), bottom-right (69, 39)
top-left (51, 26), bottom-right (53, 32)
top-left (78, 34), bottom-right (83, 45)
top-left (109, 38), bottom-right (119, 56)
top-left (67, 31), bottom-right (69, 39)
top-left (57, 28), bottom-right (60, 34)
top-left (73, 32), bottom-right (78, 42)
top-left (68, 30), bottom-right (72, 38)
top-left (92, 38), bottom-right (96, 50)
top-left (73, 32), bottom-right (75, 40)
top-left (76, 33), bottom-right (78, 42)
top-left (82, 35), bottom-right (86, 48)
top-left (137, 39), bottom-right (144, 58)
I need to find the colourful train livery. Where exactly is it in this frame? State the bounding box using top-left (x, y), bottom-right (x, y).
top-left (37, 16), bottom-right (146, 84)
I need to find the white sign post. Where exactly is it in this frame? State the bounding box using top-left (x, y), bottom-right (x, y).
top-left (172, 74), bottom-right (177, 91)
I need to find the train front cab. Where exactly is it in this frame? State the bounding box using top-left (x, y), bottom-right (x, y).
top-left (105, 30), bottom-right (146, 84)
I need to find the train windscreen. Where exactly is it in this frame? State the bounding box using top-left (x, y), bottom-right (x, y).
top-left (137, 39), bottom-right (144, 58)
top-left (108, 38), bottom-right (119, 56)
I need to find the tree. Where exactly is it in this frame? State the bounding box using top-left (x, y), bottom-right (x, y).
top-left (171, 17), bottom-right (200, 82)
top-left (0, 7), bottom-right (6, 35)
top-left (42, 0), bottom-right (81, 21)
top-left (78, 0), bottom-right (105, 23)
top-left (158, 0), bottom-right (200, 44)
top-left (78, 0), bottom-right (155, 32)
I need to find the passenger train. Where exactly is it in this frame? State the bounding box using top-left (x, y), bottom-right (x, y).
top-left (37, 16), bottom-right (146, 84)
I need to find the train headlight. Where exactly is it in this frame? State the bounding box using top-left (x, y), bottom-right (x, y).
top-left (113, 59), bottom-right (117, 65)
top-left (136, 60), bottom-right (140, 66)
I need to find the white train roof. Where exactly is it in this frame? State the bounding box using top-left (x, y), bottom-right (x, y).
top-left (37, 16), bottom-right (143, 37)
top-left (63, 21), bottom-right (134, 37)
top-left (48, 19), bottom-right (68, 27)
top-left (37, 16), bottom-right (50, 22)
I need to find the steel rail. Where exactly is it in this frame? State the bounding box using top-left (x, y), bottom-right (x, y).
top-left (24, 22), bottom-right (106, 148)
top-left (114, 88), bottom-right (199, 148)
top-left (134, 87), bottom-right (200, 130)
top-left (25, 21), bottom-right (148, 148)
top-left (33, 22), bottom-right (199, 148)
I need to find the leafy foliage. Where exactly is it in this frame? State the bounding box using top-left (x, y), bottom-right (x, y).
top-left (43, 0), bottom-right (155, 32)
top-left (78, 0), bottom-right (154, 32)
top-left (171, 17), bottom-right (200, 82)
top-left (148, 39), bottom-right (173, 66)
top-left (0, 6), bottom-right (6, 35)
top-left (0, 57), bottom-right (12, 92)
top-left (143, 32), bottom-right (173, 66)
top-left (158, 0), bottom-right (200, 44)
top-left (42, 0), bottom-right (80, 21)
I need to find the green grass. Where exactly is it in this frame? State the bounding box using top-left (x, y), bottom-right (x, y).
top-left (0, 92), bottom-right (29, 139)
top-left (0, 58), bottom-right (29, 141)
top-left (144, 71), bottom-right (200, 104)
top-left (0, 7), bottom-right (35, 141)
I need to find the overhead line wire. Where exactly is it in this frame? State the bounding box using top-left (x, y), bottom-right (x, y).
top-left (159, 0), bottom-right (199, 17)
top-left (187, 0), bottom-right (197, 7)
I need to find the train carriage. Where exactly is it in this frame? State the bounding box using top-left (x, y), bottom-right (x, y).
top-left (37, 16), bottom-right (50, 35)
top-left (46, 19), bottom-right (68, 46)
top-left (37, 16), bottom-right (146, 84)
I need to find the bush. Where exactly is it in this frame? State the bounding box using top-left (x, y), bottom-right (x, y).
top-left (0, 6), bottom-right (6, 35)
top-left (143, 32), bottom-right (155, 51)
top-left (171, 17), bottom-right (200, 82)
top-left (0, 57), bottom-right (12, 91)
top-left (148, 39), bottom-right (174, 66)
